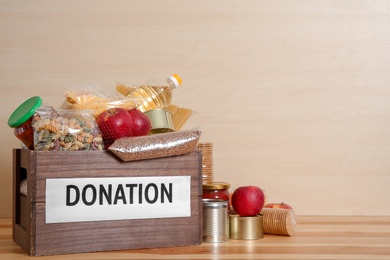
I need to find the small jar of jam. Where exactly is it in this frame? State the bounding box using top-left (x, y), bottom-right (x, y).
top-left (202, 182), bottom-right (230, 201)
top-left (8, 96), bottom-right (42, 150)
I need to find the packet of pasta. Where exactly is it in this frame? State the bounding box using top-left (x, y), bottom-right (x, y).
top-left (64, 85), bottom-right (145, 117)
top-left (33, 105), bottom-right (104, 151)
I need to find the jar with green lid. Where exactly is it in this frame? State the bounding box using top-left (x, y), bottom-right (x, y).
top-left (8, 96), bottom-right (42, 150)
top-left (202, 182), bottom-right (230, 201)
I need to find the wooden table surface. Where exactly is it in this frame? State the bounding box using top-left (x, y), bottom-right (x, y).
top-left (1, 216), bottom-right (390, 259)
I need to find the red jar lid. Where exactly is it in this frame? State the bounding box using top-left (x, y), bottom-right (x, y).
top-left (8, 96), bottom-right (42, 128)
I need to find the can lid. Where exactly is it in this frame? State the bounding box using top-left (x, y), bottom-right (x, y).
top-left (167, 74), bottom-right (182, 89)
top-left (203, 182), bottom-right (230, 190)
top-left (144, 109), bottom-right (175, 132)
top-left (8, 96), bottom-right (42, 128)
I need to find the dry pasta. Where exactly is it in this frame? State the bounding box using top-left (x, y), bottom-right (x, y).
top-left (64, 87), bottom-right (143, 117)
top-left (33, 106), bottom-right (104, 151)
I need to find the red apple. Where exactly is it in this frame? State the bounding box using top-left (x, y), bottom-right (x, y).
top-left (264, 202), bottom-right (293, 210)
top-left (127, 108), bottom-right (151, 136)
top-left (97, 108), bottom-right (134, 149)
top-left (231, 186), bottom-right (265, 217)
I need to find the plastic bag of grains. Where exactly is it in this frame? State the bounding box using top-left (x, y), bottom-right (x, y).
top-left (108, 129), bottom-right (201, 161)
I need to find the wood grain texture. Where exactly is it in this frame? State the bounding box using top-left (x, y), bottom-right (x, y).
top-left (2, 216), bottom-right (390, 259)
top-left (12, 149), bottom-right (202, 256)
top-left (1, 0), bottom-right (390, 217)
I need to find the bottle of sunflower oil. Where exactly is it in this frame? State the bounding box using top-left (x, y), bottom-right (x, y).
top-left (116, 74), bottom-right (182, 112)
top-left (116, 74), bottom-right (183, 134)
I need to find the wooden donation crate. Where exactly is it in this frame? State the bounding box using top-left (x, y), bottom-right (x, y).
top-left (12, 149), bottom-right (202, 256)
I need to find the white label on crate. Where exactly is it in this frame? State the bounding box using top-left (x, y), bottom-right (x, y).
top-left (45, 176), bottom-right (191, 224)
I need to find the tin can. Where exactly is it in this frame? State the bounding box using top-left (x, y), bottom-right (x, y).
top-left (261, 208), bottom-right (297, 236)
top-left (144, 109), bottom-right (175, 134)
top-left (229, 214), bottom-right (264, 240)
top-left (202, 199), bottom-right (229, 242)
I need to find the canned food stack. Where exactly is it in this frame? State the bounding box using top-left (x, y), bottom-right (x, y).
top-left (202, 182), bottom-right (230, 243)
top-left (197, 142), bottom-right (213, 184)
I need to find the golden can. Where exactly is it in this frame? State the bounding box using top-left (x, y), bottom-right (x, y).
top-left (202, 199), bottom-right (229, 242)
top-left (229, 214), bottom-right (264, 240)
top-left (144, 109), bottom-right (175, 134)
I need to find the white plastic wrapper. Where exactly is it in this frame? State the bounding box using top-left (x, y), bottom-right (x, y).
top-left (64, 85), bottom-right (145, 117)
top-left (108, 129), bottom-right (201, 161)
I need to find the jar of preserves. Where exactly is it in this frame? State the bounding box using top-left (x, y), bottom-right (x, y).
top-left (8, 96), bottom-right (42, 150)
top-left (202, 182), bottom-right (230, 201)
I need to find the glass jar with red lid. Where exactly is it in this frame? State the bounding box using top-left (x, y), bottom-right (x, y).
top-left (8, 96), bottom-right (42, 150)
top-left (202, 182), bottom-right (230, 201)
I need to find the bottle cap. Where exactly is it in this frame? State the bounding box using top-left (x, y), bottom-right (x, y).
top-left (167, 74), bottom-right (182, 89)
top-left (8, 96), bottom-right (42, 128)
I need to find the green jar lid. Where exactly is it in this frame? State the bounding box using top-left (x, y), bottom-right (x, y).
top-left (8, 96), bottom-right (42, 128)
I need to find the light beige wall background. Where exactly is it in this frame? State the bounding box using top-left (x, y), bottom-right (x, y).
top-left (1, 0), bottom-right (390, 217)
